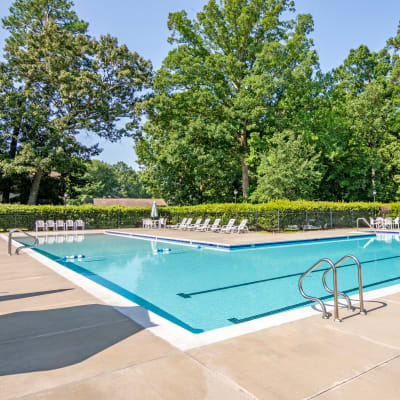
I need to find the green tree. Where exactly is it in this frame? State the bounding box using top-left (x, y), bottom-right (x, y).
top-left (136, 0), bottom-right (318, 202)
top-left (250, 130), bottom-right (322, 201)
top-left (0, 0), bottom-right (152, 204)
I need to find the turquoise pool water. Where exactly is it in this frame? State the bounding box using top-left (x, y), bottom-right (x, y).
top-left (18, 233), bottom-right (400, 333)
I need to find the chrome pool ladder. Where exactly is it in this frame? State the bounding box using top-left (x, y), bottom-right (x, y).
top-left (8, 228), bottom-right (39, 255)
top-left (298, 254), bottom-right (367, 322)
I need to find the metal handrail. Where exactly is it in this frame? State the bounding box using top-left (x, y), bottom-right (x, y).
top-left (332, 255), bottom-right (367, 316)
top-left (8, 228), bottom-right (39, 256)
top-left (298, 258), bottom-right (340, 321)
top-left (322, 268), bottom-right (354, 312)
top-left (356, 217), bottom-right (371, 230)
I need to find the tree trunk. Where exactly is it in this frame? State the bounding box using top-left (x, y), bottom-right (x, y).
top-left (238, 128), bottom-right (249, 199)
top-left (28, 170), bottom-right (44, 205)
top-left (240, 154), bottom-right (249, 199)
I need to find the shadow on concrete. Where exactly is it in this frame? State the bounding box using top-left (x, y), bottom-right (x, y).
top-left (0, 303), bottom-right (157, 376)
top-left (0, 289), bottom-right (73, 302)
top-left (341, 300), bottom-right (387, 321)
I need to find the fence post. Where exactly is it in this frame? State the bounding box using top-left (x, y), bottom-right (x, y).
top-left (330, 208), bottom-right (333, 228)
top-left (305, 210), bottom-right (308, 226)
top-left (117, 212), bottom-right (120, 229)
top-left (277, 210), bottom-right (280, 232)
top-left (14, 213), bottom-right (17, 229)
top-left (351, 210), bottom-right (354, 227)
top-left (255, 210), bottom-right (258, 231)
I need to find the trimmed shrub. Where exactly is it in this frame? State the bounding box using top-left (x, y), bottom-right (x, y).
top-left (0, 201), bottom-right (381, 231)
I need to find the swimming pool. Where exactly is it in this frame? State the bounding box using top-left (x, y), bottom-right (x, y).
top-left (16, 232), bottom-right (400, 333)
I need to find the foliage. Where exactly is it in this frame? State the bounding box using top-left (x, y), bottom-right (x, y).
top-left (0, 200), bottom-right (381, 231)
top-left (74, 160), bottom-right (150, 201)
top-left (250, 131), bottom-right (323, 202)
top-left (0, 0), bottom-right (152, 204)
top-left (136, 0), bottom-right (319, 203)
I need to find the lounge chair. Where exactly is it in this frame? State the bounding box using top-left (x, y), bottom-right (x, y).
top-left (46, 220), bottom-right (55, 231)
top-left (180, 217), bottom-right (192, 230)
top-left (197, 218), bottom-right (210, 231)
top-left (55, 220), bottom-right (65, 230)
top-left (35, 220), bottom-right (46, 232)
top-left (169, 218), bottom-right (187, 229)
top-left (75, 219), bottom-right (85, 230)
top-left (187, 218), bottom-right (202, 230)
top-left (65, 220), bottom-right (75, 230)
top-left (218, 219), bottom-right (236, 233)
top-left (393, 217), bottom-right (400, 229)
top-left (208, 218), bottom-right (221, 232)
top-left (234, 219), bottom-right (249, 234)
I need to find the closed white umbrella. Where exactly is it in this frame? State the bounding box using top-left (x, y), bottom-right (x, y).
top-left (150, 200), bottom-right (159, 219)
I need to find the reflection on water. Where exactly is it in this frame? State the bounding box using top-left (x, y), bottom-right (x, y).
top-left (37, 233), bottom-right (85, 245)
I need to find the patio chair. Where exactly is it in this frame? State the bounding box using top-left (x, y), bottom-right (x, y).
top-left (46, 220), bottom-right (55, 231)
top-left (375, 217), bottom-right (384, 229)
top-left (55, 220), bottom-right (65, 230)
top-left (75, 219), bottom-right (85, 230)
top-left (218, 219), bottom-right (236, 233)
top-left (208, 218), bottom-right (221, 232)
top-left (369, 217), bottom-right (376, 228)
top-left (233, 219), bottom-right (249, 234)
top-left (35, 220), bottom-right (46, 232)
top-left (197, 218), bottom-right (210, 231)
top-left (187, 218), bottom-right (202, 230)
top-left (180, 217), bottom-right (192, 230)
top-left (169, 218), bottom-right (187, 229)
top-left (393, 217), bottom-right (400, 229)
top-left (384, 217), bottom-right (393, 230)
top-left (158, 217), bottom-right (167, 229)
top-left (65, 220), bottom-right (75, 230)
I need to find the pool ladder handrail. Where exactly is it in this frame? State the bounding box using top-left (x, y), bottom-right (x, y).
top-left (8, 228), bottom-right (39, 255)
top-left (299, 254), bottom-right (367, 322)
top-left (323, 255), bottom-right (367, 317)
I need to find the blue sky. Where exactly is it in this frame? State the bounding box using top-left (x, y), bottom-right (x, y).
top-left (1, 0), bottom-right (400, 168)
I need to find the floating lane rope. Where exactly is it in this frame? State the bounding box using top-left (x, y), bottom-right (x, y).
top-left (62, 254), bottom-right (86, 261)
top-left (152, 248), bottom-right (172, 254)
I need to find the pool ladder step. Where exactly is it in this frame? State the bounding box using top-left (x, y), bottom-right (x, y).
top-left (298, 254), bottom-right (367, 322)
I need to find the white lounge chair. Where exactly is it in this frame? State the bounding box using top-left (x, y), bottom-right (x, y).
top-left (218, 219), bottom-right (236, 233)
top-left (385, 217), bottom-right (393, 230)
top-left (55, 220), bottom-right (65, 230)
top-left (197, 218), bottom-right (210, 231)
top-left (393, 217), bottom-right (400, 229)
top-left (169, 218), bottom-right (186, 229)
top-left (180, 217), bottom-right (192, 230)
top-left (35, 220), bottom-right (46, 232)
top-left (46, 220), bottom-right (55, 231)
top-left (65, 220), bottom-right (75, 230)
top-left (75, 219), bottom-right (85, 230)
top-left (208, 218), bottom-right (221, 232)
top-left (187, 218), bottom-right (202, 230)
top-left (234, 219), bottom-right (249, 234)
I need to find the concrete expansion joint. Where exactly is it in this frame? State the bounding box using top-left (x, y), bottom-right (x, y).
top-left (12, 352), bottom-right (182, 400)
top-left (0, 317), bottom-right (128, 346)
top-left (184, 352), bottom-right (258, 399)
top-left (305, 352), bottom-right (400, 400)
top-left (326, 324), bottom-right (400, 351)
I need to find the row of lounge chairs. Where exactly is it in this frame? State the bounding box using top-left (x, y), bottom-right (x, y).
top-left (167, 218), bottom-right (249, 234)
top-left (370, 217), bottom-right (400, 230)
top-left (35, 219), bottom-right (85, 232)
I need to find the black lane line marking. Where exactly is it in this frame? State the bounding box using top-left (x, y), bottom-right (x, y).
top-left (229, 274), bottom-right (400, 324)
top-left (177, 255), bottom-right (400, 299)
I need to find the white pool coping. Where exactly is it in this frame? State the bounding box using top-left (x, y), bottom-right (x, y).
top-left (4, 231), bottom-right (400, 351)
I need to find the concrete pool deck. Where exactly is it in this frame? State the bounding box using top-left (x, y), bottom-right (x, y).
top-left (2, 229), bottom-right (400, 399)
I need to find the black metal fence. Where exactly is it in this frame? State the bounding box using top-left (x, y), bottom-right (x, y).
top-left (0, 209), bottom-right (375, 232)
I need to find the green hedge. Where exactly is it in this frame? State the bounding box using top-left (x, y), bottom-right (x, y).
top-left (0, 201), bottom-right (382, 231)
